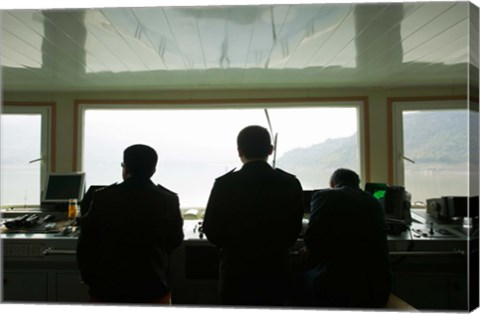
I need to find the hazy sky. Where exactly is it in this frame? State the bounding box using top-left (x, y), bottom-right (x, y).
top-left (84, 107), bottom-right (358, 160)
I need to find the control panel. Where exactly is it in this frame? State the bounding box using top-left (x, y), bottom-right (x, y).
top-left (1, 212), bottom-right (79, 237)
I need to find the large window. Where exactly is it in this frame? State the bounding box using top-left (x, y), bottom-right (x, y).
top-left (81, 103), bottom-right (363, 209)
top-left (0, 106), bottom-right (50, 207)
top-left (392, 99), bottom-right (469, 205)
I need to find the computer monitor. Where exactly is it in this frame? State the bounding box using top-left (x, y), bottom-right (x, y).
top-left (365, 182), bottom-right (412, 234)
top-left (42, 172), bottom-right (86, 204)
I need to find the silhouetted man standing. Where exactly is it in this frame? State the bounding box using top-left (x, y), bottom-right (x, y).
top-left (203, 125), bottom-right (304, 306)
top-left (77, 144), bottom-right (184, 303)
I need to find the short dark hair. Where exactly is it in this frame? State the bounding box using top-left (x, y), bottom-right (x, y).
top-left (123, 144), bottom-right (158, 178)
top-left (237, 125), bottom-right (272, 159)
top-left (330, 168), bottom-right (360, 188)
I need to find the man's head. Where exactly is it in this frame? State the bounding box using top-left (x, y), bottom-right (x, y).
top-left (122, 144), bottom-right (158, 179)
top-left (237, 125), bottom-right (273, 162)
top-left (329, 168), bottom-right (360, 188)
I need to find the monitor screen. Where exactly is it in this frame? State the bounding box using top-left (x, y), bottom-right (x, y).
top-left (42, 172), bottom-right (85, 203)
top-left (365, 182), bottom-right (411, 224)
top-left (364, 183), bottom-right (388, 208)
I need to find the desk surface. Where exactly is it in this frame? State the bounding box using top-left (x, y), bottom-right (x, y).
top-left (1, 209), bottom-right (476, 243)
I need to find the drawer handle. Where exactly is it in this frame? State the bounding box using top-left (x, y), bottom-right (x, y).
top-left (43, 247), bottom-right (76, 256)
top-left (389, 249), bottom-right (465, 257)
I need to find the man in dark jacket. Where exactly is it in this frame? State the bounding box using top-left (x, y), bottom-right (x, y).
top-left (299, 168), bottom-right (391, 308)
top-left (203, 125), bottom-right (304, 306)
top-left (77, 144), bottom-right (184, 303)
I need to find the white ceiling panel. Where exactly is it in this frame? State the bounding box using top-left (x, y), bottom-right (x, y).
top-left (0, 2), bottom-right (474, 92)
top-left (83, 11), bottom-right (137, 73)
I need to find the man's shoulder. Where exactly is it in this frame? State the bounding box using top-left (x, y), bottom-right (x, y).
top-left (314, 186), bottom-right (380, 205)
top-left (316, 186), bottom-right (363, 197)
top-left (214, 168), bottom-right (237, 181)
top-left (94, 183), bottom-right (118, 195)
top-left (154, 184), bottom-right (178, 199)
top-left (312, 188), bottom-right (333, 197)
top-left (88, 183), bottom-right (121, 205)
top-left (274, 167), bottom-right (299, 179)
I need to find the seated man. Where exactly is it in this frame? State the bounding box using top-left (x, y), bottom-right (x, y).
top-left (298, 168), bottom-right (391, 308)
top-left (77, 144), bottom-right (184, 303)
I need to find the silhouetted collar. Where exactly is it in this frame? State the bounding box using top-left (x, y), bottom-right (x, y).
top-left (123, 176), bottom-right (154, 186)
top-left (241, 160), bottom-right (272, 170)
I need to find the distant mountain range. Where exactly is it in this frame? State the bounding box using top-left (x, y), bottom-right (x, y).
top-left (276, 133), bottom-right (358, 188)
top-left (403, 111), bottom-right (470, 164)
top-left (276, 110), bottom-right (474, 188)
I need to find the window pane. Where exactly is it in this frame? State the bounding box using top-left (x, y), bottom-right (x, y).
top-left (403, 110), bottom-right (468, 204)
top-left (0, 114), bottom-right (42, 206)
top-left (84, 107), bottom-right (359, 208)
